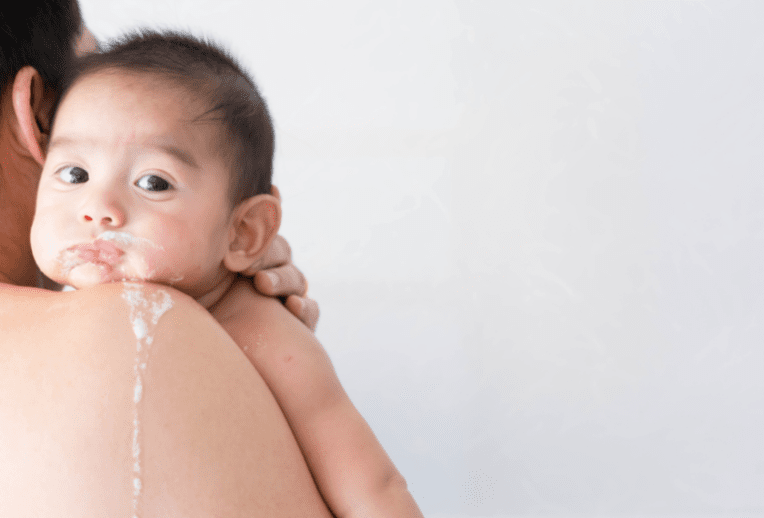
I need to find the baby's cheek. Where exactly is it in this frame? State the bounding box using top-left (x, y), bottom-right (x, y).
top-left (30, 222), bottom-right (61, 280)
top-left (138, 246), bottom-right (185, 283)
top-left (29, 217), bottom-right (47, 261)
top-left (137, 248), bottom-right (165, 279)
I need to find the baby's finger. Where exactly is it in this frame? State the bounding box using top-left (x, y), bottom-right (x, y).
top-left (253, 265), bottom-right (307, 298)
top-left (286, 295), bottom-right (319, 332)
top-left (241, 235), bottom-right (291, 277)
top-left (260, 235), bottom-right (292, 271)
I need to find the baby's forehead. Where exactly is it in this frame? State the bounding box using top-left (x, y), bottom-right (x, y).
top-left (56, 73), bottom-right (229, 156)
top-left (53, 68), bottom-right (241, 199)
top-left (57, 70), bottom-right (223, 136)
top-left (70, 69), bottom-right (206, 105)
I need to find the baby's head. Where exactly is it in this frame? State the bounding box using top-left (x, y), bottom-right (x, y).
top-left (30, 30), bottom-right (280, 304)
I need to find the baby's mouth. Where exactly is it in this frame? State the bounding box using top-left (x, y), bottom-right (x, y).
top-left (71, 239), bottom-right (125, 266)
top-left (58, 232), bottom-right (161, 281)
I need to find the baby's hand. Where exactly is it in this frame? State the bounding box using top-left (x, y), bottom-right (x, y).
top-left (240, 186), bottom-right (319, 332)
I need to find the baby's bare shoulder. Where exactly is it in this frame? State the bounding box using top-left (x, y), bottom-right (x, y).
top-left (216, 277), bottom-right (344, 406)
top-left (213, 277), bottom-right (311, 343)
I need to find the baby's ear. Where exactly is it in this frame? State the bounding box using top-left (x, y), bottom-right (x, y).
top-left (223, 194), bottom-right (282, 273)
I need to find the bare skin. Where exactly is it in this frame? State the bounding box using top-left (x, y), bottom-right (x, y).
top-left (250, 231), bottom-right (320, 332)
top-left (0, 45), bottom-right (328, 515)
top-left (213, 279), bottom-right (425, 517)
top-left (30, 61), bottom-right (422, 517)
top-left (0, 283), bottom-right (333, 516)
top-left (58, 27), bottom-right (320, 330)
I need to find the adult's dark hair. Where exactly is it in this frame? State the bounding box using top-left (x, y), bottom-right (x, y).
top-left (60, 30), bottom-right (274, 207)
top-left (0, 0), bottom-right (83, 98)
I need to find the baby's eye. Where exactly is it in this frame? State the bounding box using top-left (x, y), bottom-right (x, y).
top-left (58, 166), bottom-right (89, 184)
top-left (136, 174), bottom-right (172, 192)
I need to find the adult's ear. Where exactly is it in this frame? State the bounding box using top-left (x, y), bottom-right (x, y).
top-left (224, 194), bottom-right (282, 273)
top-left (11, 66), bottom-right (55, 166)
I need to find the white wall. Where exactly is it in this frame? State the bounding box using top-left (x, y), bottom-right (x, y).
top-left (78, 0), bottom-right (764, 515)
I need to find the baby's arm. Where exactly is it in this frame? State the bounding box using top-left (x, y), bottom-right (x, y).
top-left (212, 278), bottom-right (423, 518)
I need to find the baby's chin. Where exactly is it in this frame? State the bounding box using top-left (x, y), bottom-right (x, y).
top-left (60, 262), bottom-right (133, 289)
top-left (60, 262), bottom-right (187, 291)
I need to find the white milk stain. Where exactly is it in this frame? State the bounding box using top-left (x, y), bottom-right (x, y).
top-left (55, 231), bottom-right (165, 282)
top-left (242, 334), bottom-right (265, 355)
top-left (98, 231), bottom-right (164, 250)
top-left (58, 253), bottom-right (82, 276)
top-left (122, 282), bottom-right (173, 518)
top-left (99, 232), bottom-right (164, 283)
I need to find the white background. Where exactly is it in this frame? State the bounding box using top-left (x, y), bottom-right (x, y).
top-left (78, 1), bottom-right (764, 516)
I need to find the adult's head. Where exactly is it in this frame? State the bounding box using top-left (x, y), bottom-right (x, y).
top-left (0, 0), bottom-right (93, 286)
top-left (0, 1), bottom-right (84, 103)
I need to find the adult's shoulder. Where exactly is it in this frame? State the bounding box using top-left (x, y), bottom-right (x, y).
top-left (0, 281), bottom-right (219, 342)
top-left (0, 282), bottom-right (332, 516)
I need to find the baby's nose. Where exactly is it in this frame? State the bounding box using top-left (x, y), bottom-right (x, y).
top-left (83, 213), bottom-right (120, 225)
top-left (80, 196), bottom-right (126, 227)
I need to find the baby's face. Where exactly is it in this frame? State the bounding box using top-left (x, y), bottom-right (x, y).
top-left (31, 71), bottom-right (234, 298)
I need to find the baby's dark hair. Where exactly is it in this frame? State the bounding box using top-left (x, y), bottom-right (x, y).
top-left (56, 29), bottom-right (274, 207)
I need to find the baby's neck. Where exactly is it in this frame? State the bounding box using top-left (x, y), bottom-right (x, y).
top-left (190, 269), bottom-right (238, 311)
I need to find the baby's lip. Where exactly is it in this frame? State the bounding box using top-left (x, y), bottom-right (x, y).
top-left (72, 239), bottom-right (125, 264)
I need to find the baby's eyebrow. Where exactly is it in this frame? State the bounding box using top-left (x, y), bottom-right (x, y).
top-left (144, 142), bottom-right (199, 169)
top-left (47, 135), bottom-right (89, 151)
top-left (47, 136), bottom-right (199, 169)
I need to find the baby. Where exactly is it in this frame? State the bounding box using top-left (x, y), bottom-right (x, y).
top-left (30, 30), bottom-right (422, 517)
